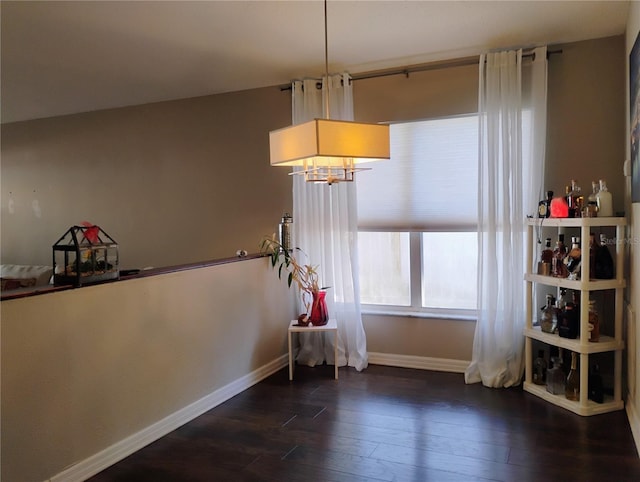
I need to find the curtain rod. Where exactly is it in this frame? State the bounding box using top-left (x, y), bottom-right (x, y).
top-left (280, 48), bottom-right (562, 91)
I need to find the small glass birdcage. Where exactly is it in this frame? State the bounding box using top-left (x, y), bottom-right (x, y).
top-left (53, 225), bottom-right (119, 287)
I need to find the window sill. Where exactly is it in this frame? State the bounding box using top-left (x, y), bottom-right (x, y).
top-left (361, 307), bottom-right (477, 322)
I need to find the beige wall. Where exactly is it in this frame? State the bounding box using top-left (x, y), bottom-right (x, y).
top-left (354, 62), bottom-right (479, 123)
top-left (626, 1), bottom-right (640, 453)
top-left (0, 86), bottom-right (293, 268)
top-left (364, 314), bottom-right (475, 361)
top-left (1, 257), bottom-right (296, 482)
top-left (546, 36), bottom-right (626, 211)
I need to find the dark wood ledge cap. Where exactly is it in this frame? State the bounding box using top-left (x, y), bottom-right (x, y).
top-left (1, 253), bottom-right (267, 301)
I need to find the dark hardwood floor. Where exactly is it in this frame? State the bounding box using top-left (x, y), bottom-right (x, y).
top-left (89, 364), bottom-right (640, 481)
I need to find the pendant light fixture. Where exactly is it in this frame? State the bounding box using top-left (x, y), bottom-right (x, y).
top-left (269, 0), bottom-right (390, 185)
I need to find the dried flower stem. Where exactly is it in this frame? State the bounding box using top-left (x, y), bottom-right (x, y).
top-left (260, 235), bottom-right (323, 314)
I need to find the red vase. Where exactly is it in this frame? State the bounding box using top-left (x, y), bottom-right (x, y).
top-left (309, 290), bottom-right (328, 326)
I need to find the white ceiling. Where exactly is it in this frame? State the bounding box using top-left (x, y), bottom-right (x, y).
top-left (1, 0), bottom-right (630, 124)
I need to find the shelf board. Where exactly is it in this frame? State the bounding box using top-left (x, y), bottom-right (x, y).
top-left (525, 326), bottom-right (623, 353)
top-left (523, 382), bottom-right (623, 416)
top-left (526, 217), bottom-right (627, 227)
top-left (524, 273), bottom-right (625, 290)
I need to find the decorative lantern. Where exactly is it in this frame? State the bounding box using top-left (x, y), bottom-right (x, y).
top-left (52, 224), bottom-right (119, 287)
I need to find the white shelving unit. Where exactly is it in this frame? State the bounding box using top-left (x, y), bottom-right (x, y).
top-left (524, 217), bottom-right (626, 416)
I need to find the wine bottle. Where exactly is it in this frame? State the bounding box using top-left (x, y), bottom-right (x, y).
top-left (595, 233), bottom-right (615, 279)
top-left (589, 364), bottom-right (604, 403)
top-left (589, 233), bottom-right (597, 280)
top-left (565, 352), bottom-right (580, 401)
top-left (559, 300), bottom-right (579, 339)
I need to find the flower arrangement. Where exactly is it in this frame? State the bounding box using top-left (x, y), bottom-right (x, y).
top-left (260, 235), bottom-right (328, 324)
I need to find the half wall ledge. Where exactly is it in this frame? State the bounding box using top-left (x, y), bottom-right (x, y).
top-left (0, 253), bottom-right (267, 301)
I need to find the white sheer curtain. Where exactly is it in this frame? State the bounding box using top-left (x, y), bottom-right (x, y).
top-left (465, 47), bottom-right (547, 388)
top-left (291, 73), bottom-right (368, 371)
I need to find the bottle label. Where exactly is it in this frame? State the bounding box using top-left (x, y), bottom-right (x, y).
top-left (538, 202), bottom-right (548, 217)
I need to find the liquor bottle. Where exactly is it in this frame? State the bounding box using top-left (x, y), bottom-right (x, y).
top-left (567, 180), bottom-right (583, 218)
top-left (573, 180), bottom-right (584, 217)
top-left (588, 299), bottom-right (600, 342)
top-left (588, 181), bottom-right (599, 204)
top-left (565, 185), bottom-right (574, 217)
top-left (538, 238), bottom-right (553, 275)
top-left (559, 300), bottom-right (579, 339)
top-left (541, 238), bottom-right (553, 263)
top-left (588, 364), bottom-right (604, 403)
top-left (596, 179), bottom-right (613, 217)
top-left (572, 289), bottom-right (581, 306)
top-left (540, 294), bottom-right (559, 334)
top-left (533, 350), bottom-right (547, 385)
top-left (584, 181), bottom-right (599, 217)
top-left (589, 233), bottom-right (597, 280)
top-left (595, 233), bottom-right (615, 279)
top-left (546, 347), bottom-right (566, 395)
top-left (538, 190), bottom-right (554, 218)
top-left (565, 352), bottom-right (580, 401)
top-left (564, 236), bottom-right (582, 280)
top-left (557, 288), bottom-right (570, 311)
top-left (552, 234), bottom-right (568, 278)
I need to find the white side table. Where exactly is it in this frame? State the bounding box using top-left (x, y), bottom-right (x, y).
top-left (288, 318), bottom-right (338, 381)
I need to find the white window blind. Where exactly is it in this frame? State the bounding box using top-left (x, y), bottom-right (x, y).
top-left (357, 115), bottom-right (478, 231)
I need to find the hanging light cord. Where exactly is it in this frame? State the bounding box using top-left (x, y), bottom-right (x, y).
top-left (323, 0), bottom-right (330, 120)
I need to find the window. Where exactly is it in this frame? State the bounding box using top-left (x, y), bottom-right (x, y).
top-left (421, 232), bottom-right (477, 310)
top-left (356, 114), bottom-right (478, 317)
top-left (358, 232), bottom-right (410, 306)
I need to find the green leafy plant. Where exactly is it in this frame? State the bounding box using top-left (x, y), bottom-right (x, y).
top-left (260, 235), bottom-right (326, 316)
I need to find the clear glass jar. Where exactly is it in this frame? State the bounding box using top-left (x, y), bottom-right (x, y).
top-left (546, 356), bottom-right (566, 395)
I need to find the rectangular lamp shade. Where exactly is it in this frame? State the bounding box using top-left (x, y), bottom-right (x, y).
top-left (269, 118), bottom-right (390, 167)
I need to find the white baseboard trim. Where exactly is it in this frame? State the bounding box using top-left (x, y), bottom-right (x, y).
top-left (367, 352), bottom-right (470, 373)
top-left (49, 354), bottom-right (288, 482)
top-left (626, 392), bottom-right (640, 457)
